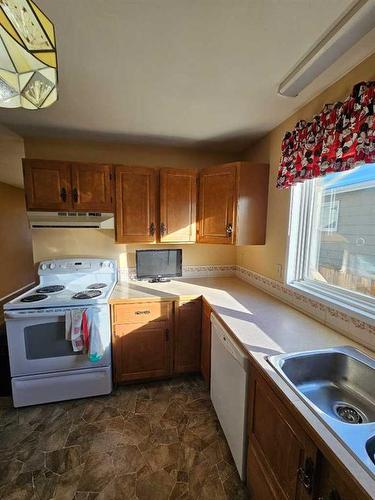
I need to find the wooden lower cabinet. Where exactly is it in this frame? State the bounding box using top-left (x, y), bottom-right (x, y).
top-left (174, 299), bottom-right (201, 374)
top-left (112, 298), bottom-right (203, 382)
top-left (247, 368), bottom-right (318, 500)
top-left (247, 364), bottom-right (371, 500)
top-left (314, 455), bottom-right (357, 500)
top-left (112, 301), bottom-right (173, 382)
top-left (200, 299), bottom-right (212, 386)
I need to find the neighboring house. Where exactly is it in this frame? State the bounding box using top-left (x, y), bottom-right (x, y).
top-left (317, 164), bottom-right (375, 296)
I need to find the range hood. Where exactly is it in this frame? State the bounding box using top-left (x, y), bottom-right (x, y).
top-left (27, 211), bottom-right (115, 229)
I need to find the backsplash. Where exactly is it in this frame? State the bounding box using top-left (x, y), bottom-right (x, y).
top-left (235, 266), bottom-right (375, 351)
top-left (119, 264), bottom-right (236, 281)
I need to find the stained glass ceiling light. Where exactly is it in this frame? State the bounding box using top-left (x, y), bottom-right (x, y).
top-left (0, 0), bottom-right (57, 109)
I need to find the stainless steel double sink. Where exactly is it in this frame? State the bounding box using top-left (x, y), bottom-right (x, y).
top-left (267, 346), bottom-right (375, 478)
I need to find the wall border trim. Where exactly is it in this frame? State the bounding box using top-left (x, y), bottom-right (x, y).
top-left (235, 265), bottom-right (375, 350)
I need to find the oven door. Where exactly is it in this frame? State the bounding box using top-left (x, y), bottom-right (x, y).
top-left (5, 306), bottom-right (111, 377)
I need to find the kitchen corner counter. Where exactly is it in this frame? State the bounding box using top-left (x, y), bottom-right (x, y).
top-left (110, 276), bottom-right (375, 495)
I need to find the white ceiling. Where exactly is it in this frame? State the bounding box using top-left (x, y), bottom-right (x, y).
top-left (0, 0), bottom-right (374, 151)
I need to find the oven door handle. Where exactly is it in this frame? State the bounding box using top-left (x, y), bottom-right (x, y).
top-left (4, 308), bottom-right (102, 320)
top-left (5, 311), bottom-right (67, 320)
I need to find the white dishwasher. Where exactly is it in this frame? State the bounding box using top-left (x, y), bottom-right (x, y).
top-left (210, 314), bottom-right (249, 481)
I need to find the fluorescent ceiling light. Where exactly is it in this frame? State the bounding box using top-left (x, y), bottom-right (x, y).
top-left (278, 0), bottom-right (375, 97)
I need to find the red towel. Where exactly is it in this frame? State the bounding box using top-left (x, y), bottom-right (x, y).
top-left (82, 310), bottom-right (90, 352)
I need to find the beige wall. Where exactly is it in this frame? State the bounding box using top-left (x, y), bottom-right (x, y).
top-left (24, 137), bottom-right (236, 169)
top-left (31, 230), bottom-right (236, 268)
top-left (26, 138), bottom-right (238, 267)
top-left (0, 125), bottom-right (34, 306)
top-left (0, 124), bottom-right (25, 188)
top-left (237, 53), bottom-right (375, 282)
top-left (20, 55), bottom-right (375, 274)
top-left (0, 182), bottom-right (35, 300)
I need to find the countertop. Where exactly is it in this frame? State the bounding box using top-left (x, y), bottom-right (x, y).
top-left (110, 276), bottom-right (375, 495)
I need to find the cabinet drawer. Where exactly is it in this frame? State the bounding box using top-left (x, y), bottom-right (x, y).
top-left (113, 301), bottom-right (172, 324)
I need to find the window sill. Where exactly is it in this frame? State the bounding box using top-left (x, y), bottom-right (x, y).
top-left (288, 280), bottom-right (375, 324)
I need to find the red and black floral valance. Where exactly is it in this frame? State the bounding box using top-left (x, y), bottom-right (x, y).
top-left (277, 81), bottom-right (375, 189)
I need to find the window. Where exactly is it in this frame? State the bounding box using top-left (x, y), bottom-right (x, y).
top-left (288, 163), bottom-right (375, 316)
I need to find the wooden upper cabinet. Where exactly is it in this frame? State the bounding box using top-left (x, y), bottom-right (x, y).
top-left (71, 163), bottom-right (113, 212)
top-left (23, 159), bottom-right (115, 212)
top-left (198, 161), bottom-right (269, 245)
top-left (115, 166), bottom-right (157, 243)
top-left (198, 164), bottom-right (237, 244)
top-left (23, 159), bottom-right (71, 211)
top-left (174, 299), bottom-right (202, 374)
top-left (160, 168), bottom-right (197, 243)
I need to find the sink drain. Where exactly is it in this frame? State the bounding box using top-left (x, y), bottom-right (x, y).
top-left (335, 405), bottom-right (363, 424)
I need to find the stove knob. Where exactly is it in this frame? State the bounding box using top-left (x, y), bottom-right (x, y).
top-left (101, 261), bottom-right (109, 268)
top-left (49, 263), bottom-right (56, 270)
top-left (41, 263), bottom-right (47, 270)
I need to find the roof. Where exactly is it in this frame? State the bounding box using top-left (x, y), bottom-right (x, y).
top-left (322, 163), bottom-right (375, 190)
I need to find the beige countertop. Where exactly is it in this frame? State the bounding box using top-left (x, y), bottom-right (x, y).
top-left (110, 276), bottom-right (375, 495)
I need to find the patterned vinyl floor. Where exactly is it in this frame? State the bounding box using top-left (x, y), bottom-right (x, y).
top-left (0, 376), bottom-right (248, 499)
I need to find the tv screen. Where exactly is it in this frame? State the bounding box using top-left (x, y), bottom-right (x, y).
top-left (136, 249), bottom-right (182, 281)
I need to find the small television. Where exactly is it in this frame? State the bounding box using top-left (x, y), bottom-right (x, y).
top-left (136, 249), bottom-right (182, 282)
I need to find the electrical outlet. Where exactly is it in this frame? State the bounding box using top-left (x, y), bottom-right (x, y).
top-left (276, 264), bottom-right (283, 279)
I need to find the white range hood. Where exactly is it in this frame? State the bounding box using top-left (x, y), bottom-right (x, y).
top-left (27, 211), bottom-right (115, 229)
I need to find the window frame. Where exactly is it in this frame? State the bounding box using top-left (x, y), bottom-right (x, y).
top-left (287, 178), bottom-right (375, 321)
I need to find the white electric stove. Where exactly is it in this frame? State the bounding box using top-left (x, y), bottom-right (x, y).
top-left (4, 258), bottom-right (117, 407)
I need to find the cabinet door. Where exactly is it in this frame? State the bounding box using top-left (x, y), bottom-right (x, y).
top-left (174, 299), bottom-right (201, 373)
top-left (198, 164), bottom-right (237, 244)
top-left (115, 166), bottom-right (157, 243)
top-left (200, 300), bottom-right (212, 386)
top-left (160, 168), bottom-right (197, 242)
top-left (315, 455), bottom-right (363, 500)
top-left (23, 159), bottom-right (71, 211)
top-left (113, 322), bottom-right (172, 382)
top-left (247, 369), bottom-right (318, 500)
top-left (71, 163), bottom-right (113, 211)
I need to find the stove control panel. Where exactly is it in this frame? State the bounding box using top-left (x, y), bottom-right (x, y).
top-left (38, 258), bottom-right (117, 275)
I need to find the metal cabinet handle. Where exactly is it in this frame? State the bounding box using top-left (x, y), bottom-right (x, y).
top-left (160, 222), bottom-right (167, 236)
top-left (73, 187), bottom-right (79, 203)
top-left (149, 223), bottom-right (155, 236)
top-left (226, 223), bottom-right (233, 237)
top-left (297, 457), bottom-right (314, 493)
top-left (60, 187), bottom-right (67, 202)
top-left (135, 310), bottom-right (151, 315)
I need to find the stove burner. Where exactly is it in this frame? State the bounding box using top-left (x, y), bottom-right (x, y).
top-left (36, 285), bottom-right (65, 294)
top-left (73, 290), bottom-right (102, 300)
top-left (21, 294), bottom-right (48, 303)
top-left (87, 283), bottom-right (107, 289)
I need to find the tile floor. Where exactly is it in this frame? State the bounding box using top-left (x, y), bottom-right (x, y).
top-left (0, 376), bottom-right (248, 499)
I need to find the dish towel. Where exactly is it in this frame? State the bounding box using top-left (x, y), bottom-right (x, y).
top-left (65, 309), bottom-right (85, 352)
top-left (65, 308), bottom-right (104, 362)
top-left (87, 308), bottom-right (104, 362)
